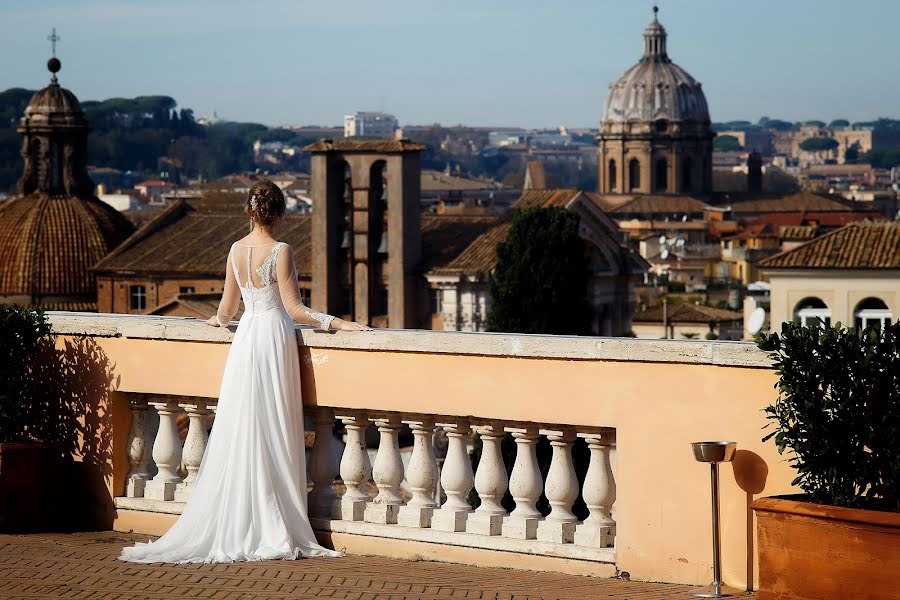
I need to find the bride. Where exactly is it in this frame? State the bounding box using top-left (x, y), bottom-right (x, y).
top-left (120, 180), bottom-right (370, 563)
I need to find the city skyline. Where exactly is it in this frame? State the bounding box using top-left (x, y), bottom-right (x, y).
top-left (1, 0), bottom-right (899, 129)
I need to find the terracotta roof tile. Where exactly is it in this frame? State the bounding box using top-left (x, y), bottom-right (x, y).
top-left (0, 194), bottom-right (135, 301)
top-left (429, 221), bottom-right (511, 275)
top-left (303, 139), bottom-right (426, 153)
top-left (726, 192), bottom-right (851, 214)
top-left (512, 189), bottom-right (581, 209)
top-left (634, 302), bottom-right (742, 323)
top-left (607, 194), bottom-right (711, 215)
top-left (420, 215), bottom-right (502, 272)
top-left (759, 221), bottom-right (900, 269)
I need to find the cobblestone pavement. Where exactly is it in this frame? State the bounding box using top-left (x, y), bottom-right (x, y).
top-left (0, 532), bottom-right (752, 599)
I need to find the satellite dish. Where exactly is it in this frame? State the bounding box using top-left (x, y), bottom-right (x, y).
top-left (658, 235), bottom-right (667, 245)
top-left (748, 307), bottom-right (766, 335)
top-left (660, 249), bottom-right (670, 260)
top-left (682, 214), bottom-right (688, 222)
top-left (676, 238), bottom-right (686, 247)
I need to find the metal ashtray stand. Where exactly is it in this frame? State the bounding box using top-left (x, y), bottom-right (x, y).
top-left (690, 441), bottom-right (743, 598)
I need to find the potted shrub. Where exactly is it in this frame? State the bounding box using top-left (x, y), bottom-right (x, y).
top-left (752, 321), bottom-right (899, 600)
top-left (0, 306), bottom-right (59, 531)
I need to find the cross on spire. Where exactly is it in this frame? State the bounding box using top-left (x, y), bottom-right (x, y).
top-left (47, 27), bottom-right (60, 57)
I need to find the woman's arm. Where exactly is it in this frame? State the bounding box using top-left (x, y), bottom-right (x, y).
top-left (206, 246), bottom-right (240, 327)
top-left (275, 244), bottom-right (371, 331)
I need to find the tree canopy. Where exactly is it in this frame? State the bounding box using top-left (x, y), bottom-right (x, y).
top-left (799, 137), bottom-right (839, 152)
top-left (486, 206), bottom-right (591, 335)
top-left (714, 134), bottom-right (742, 152)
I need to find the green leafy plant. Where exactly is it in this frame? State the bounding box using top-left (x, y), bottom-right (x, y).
top-left (0, 305), bottom-right (54, 443)
top-left (757, 321), bottom-right (899, 511)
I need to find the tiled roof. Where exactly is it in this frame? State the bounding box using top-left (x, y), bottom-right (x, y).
top-left (512, 189), bottom-right (581, 209)
top-left (94, 198), bottom-right (313, 276)
top-left (778, 225), bottom-right (818, 241)
top-left (421, 170), bottom-right (497, 192)
top-left (420, 215), bottom-right (502, 272)
top-left (749, 211), bottom-right (885, 228)
top-left (726, 192), bottom-right (851, 214)
top-left (0, 194), bottom-right (135, 301)
top-left (524, 161), bottom-right (547, 190)
top-left (428, 221), bottom-right (511, 275)
top-left (303, 139), bottom-right (426, 153)
top-left (759, 221), bottom-right (900, 269)
top-left (605, 194), bottom-right (711, 215)
top-left (150, 293), bottom-right (243, 320)
top-left (633, 302), bottom-right (742, 324)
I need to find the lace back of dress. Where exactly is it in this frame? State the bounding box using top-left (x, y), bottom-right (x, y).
top-left (231, 242), bottom-right (284, 314)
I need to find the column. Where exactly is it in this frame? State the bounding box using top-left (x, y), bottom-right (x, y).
top-left (308, 407), bottom-right (339, 518)
top-left (125, 395), bottom-right (151, 498)
top-left (431, 419), bottom-right (474, 532)
top-left (174, 399), bottom-right (209, 503)
top-left (536, 427), bottom-right (579, 543)
top-left (365, 414), bottom-right (405, 524)
top-left (144, 397), bottom-right (183, 501)
top-left (466, 423), bottom-right (508, 536)
top-left (398, 416), bottom-right (439, 528)
top-left (332, 411), bottom-right (371, 521)
top-left (575, 430), bottom-right (616, 547)
top-left (502, 425), bottom-right (543, 539)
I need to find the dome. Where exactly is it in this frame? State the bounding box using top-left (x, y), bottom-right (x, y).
top-left (0, 195), bottom-right (134, 308)
top-left (601, 9), bottom-right (710, 125)
top-left (20, 59), bottom-right (89, 129)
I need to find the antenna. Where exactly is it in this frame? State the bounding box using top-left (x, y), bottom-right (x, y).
top-left (748, 307), bottom-right (766, 335)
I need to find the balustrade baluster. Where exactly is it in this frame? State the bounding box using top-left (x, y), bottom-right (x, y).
top-left (144, 397), bottom-right (183, 501)
top-left (174, 399), bottom-right (209, 503)
top-left (308, 407), bottom-right (339, 518)
top-left (575, 430), bottom-right (616, 547)
top-left (125, 395), bottom-right (151, 497)
top-left (332, 411), bottom-right (371, 521)
top-left (365, 414), bottom-right (405, 524)
top-left (398, 416), bottom-right (439, 528)
top-left (466, 423), bottom-right (508, 535)
top-left (502, 425), bottom-right (543, 539)
top-left (536, 427), bottom-right (579, 543)
top-left (431, 419), bottom-right (474, 532)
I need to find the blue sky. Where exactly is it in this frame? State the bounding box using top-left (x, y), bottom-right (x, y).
top-left (1, 0), bottom-right (898, 128)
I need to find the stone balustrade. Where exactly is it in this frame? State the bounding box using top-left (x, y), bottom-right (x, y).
top-left (116, 392), bottom-right (616, 563)
top-left (48, 312), bottom-right (793, 587)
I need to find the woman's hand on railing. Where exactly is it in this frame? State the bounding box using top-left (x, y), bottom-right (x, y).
top-left (204, 316), bottom-right (221, 327)
top-left (331, 317), bottom-right (373, 331)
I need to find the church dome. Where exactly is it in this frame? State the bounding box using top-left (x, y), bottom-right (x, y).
top-left (20, 59), bottom-right (89, 129)
top-left (601, 8), bottom-right (710, 125)
top-left (0, 53), bottom-right (134, 310)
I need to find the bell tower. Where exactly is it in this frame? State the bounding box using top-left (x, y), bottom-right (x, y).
top-left (306, 139), bottom-right (424, 328)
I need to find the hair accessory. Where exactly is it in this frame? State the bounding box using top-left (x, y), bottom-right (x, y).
top-left (249, 195), bottom-right (258, 211)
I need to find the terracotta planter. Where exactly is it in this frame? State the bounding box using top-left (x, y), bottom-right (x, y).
top-left (0, 441), bottom-right (57, 532)
top-left (752, 495), bottom-right (900, 600)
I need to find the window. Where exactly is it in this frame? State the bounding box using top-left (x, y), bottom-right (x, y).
top-left (655, 119), bottom-right (668, 133)
top-left (628, 158), bottom-right (641, 191)
top-left (299, 288), bottom-right (311, 306)
top-left (681, 157), bottom-right (693, 192)
top-left (430, 288), bottom-right (443, 314)
top-left (654, 158), bottom-right (668, 192)
top-left (130, 285), bottom-right (146, 311)
top-left (179, 286), bottom-right (195, 295)
top-left (793, 297), bottom-right (831, 328)
top-left (608, 159), bottom-right (617, 192)
top-left (854, 297), bottom-right (892, 331)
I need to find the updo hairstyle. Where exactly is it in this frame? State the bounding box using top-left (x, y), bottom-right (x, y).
top-left (246, 179), bottom-right (286, 228)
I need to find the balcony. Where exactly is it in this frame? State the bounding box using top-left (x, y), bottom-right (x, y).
top-left (44, 312), bottom-right (794, 591)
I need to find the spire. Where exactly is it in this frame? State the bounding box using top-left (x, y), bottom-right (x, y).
top-left (642, 6), bottom-right (669, 62)
top-left (47, 28), bottom-right (61, 83)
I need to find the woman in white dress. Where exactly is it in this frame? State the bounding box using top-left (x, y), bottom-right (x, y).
top-left (120, 180), bottom-right (370, 564)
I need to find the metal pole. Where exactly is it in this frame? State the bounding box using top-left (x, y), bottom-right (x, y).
top-left (710, 462), bottom-right (722, 594)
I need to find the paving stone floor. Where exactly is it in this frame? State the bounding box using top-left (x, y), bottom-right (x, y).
top-left (0, 532), bottom-right (753, 599)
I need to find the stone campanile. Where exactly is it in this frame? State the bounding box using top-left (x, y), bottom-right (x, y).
top-left (305, 139), bottom-right (425, 328)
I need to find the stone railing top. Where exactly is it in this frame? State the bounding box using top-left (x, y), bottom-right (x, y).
top-left (47, 312), bottom-right (773, 369)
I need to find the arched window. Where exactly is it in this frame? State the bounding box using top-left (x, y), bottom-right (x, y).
top-left (629, 158), bottom-right (641, 192)
top-left (608, 159), bottom-right (617, 192)
top-left (654, 158), bottom-right (668, 192)
top-left (681, 157), bottom-right (693, 192)
top-left (854, 297), bottom-right (892, 330)
top-left (793, 297), bottom-right (831, 328)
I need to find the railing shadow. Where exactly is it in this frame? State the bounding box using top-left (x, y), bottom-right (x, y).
top-left (31, 336), bottom-right (119, 531)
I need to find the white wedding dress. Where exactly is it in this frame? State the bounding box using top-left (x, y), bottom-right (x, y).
top-left (120, 241), bottom-right (341, 563)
